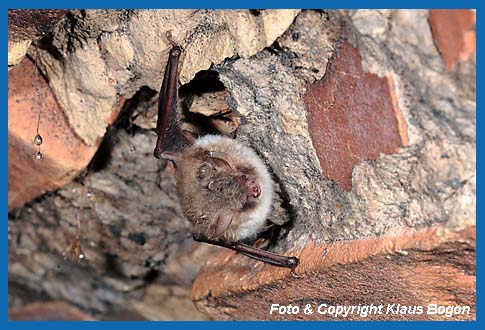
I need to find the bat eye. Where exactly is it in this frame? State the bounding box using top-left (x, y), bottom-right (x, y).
top-left (241, 174), bottom-right (247, 180)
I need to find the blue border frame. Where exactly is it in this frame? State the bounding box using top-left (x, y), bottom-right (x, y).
top-left (2, 0), bottom-right (480, 9)
top-left (4, 1), bottom-right (479, 329)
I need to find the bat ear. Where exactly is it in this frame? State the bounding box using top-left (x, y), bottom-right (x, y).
top-left (213, 211), bottom-right (237, 238)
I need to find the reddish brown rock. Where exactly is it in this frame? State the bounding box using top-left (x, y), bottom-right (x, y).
top-left (8, 10), bottom-right (68, 41)
top-left (9, 301), bottom-right (94, 320)
top-left (192, 226), bottom-right (475, 320)
top-left (428, 10), bottom-right (476, 71)
top-left (8, 10), bottom-right (69, 67)
top-left (8, 57), bottom-right (99, 210)
top-left (304, 41), bottom-right (407, 191)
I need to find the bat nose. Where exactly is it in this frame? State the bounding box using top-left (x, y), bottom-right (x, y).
top-left (249, 180), bottom-right (261, 198)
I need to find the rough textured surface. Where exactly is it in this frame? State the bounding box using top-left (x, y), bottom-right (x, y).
top-left (9, 301), bottom-right (95, 320)
top-left (8, 57), bottom-right (99, 210)
top-left (193, 226), bottom-right (475, 320)
top-left (428, 10), bottom-right (476, 71)
top-left (8, 39), bottom-right (32, 68)
top-left (36, 9), bottom-right (299, 146)
top-left (131, 284), bottom-right (209, 320)
top-left (305, 39), bottom-right (406, 191)
top-left (193, 9), bottom-right (475, 318)
top-left (8, 129), bottom-right (208, 319)
top-left (8, 9), bottom-right (475, 321)
top-left (8, 10), bottom-right (68, 67)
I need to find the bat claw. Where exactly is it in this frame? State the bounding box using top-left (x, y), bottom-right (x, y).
top-left (166, 30), bottom-right (181, 49)
top-left (288, 256), bottom-right (301, 277)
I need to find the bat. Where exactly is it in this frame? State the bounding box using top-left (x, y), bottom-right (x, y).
top-left (154, 31), bottom-right (299, 271)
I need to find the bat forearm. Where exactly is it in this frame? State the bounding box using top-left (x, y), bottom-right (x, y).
top-left (193, 233), bottom-right (299, 270)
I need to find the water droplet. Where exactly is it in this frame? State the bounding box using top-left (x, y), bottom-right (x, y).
top-left (33, 134), bottom-right (43, 145)
top-left (35, 151), bottom-right (43, 160)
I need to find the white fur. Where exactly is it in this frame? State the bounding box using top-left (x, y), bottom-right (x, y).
top-left (194, 135), bottom-right (273, 240)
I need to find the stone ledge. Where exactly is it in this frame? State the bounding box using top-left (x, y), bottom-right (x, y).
top-left (192, 225), bottom-right (475, 320)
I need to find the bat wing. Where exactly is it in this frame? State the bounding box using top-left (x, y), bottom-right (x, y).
top-left (213, 211), bottom-right (238, 239)
top-left (154, 39), bottom-right (191, 161)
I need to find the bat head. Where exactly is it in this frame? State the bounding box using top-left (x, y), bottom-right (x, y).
top-left (176, 135), bottom-right (273, 241)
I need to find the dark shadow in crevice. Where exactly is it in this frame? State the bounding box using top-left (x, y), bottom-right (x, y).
top-left (35, 34), bottom-right (64, 62)
top-left (143, 269), bottom-right (160, 283)
top-left (103, 253), bottom-right (124, 278)
top-left (86, 132), bottom-right (115, 173)
top-left (87, 86), bottom-right (157, 173)
top-left (178, 69), bottom-right (238, 138)
top-left (259, 171), bottom-right (299, 251)
top-left (179, 70), bottom-right (225, 95)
